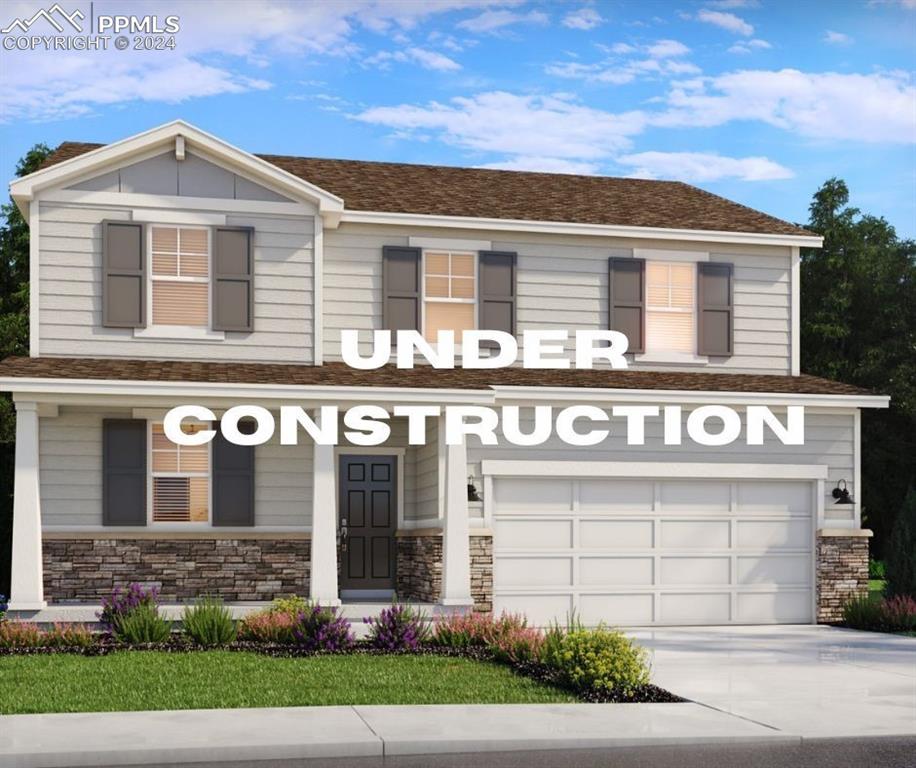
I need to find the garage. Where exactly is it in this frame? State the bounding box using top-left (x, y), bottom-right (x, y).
top-left (488, 463), bottom-right (820, 626)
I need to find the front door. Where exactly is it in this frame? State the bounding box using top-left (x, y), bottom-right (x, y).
top-left (339, 454), bottom-right (397, 593)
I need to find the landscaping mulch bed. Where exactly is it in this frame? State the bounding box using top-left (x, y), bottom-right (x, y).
top-left (0, 637), bottom-right (684, 704)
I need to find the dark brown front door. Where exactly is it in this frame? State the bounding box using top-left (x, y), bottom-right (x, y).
top-left (339, 454), bottom-right (397, 591)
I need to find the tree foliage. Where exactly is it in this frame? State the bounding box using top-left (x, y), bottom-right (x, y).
top-left (801, 178), bottom-right (916, 556)
top-left (0, 143), bottom-right (52, 441)
top-left (885, 488), bottom-right (916, 599)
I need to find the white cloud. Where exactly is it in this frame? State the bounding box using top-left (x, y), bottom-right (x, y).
top-left (365, 47), bottom-right (461, 72)
top-left (354, 91), bottom-right (647, 159)
top-left (823, 30), bottom-right (854, 45)
top-left (0, 0), bottom-right (500, 122)
top-left (477, 156), bottom-right (601, 174)
top-left (617, 151), bottom-right (793, 181)
top-left (548, 39), bottom-right (698, 84)
top-left (728, 38), bottom-right (771, 54)
top-left (562, 7), bottom-right (604, 30)
top-left (696, 9), bottom-right (754, 36)
top-left (456, 9), bottom-right (549, 34)
top-left (647, 39), bottom-right (691, 58)
top-left (657, 69), bottom-right (916, 143)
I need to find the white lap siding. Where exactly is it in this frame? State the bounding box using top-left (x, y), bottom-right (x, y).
top-left (468, 408), bottom-right (857, 526)
top-left (39, 407), bottom-right (313, 529)
top-left (38, 203), bottom-right (315, 363)
top-left (323, 223), bottom-right (792, 374)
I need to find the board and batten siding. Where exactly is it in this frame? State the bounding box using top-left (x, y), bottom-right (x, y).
top-left (323, 223), bottom-right (792, 374)
top-left (38, 202), bottom-right (315, 363)
top-left (39, 407), bottom-right (312, 528)
top-left (466, 408), bottom-right (857, 524)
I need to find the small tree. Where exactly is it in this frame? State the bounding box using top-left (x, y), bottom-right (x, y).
top-left (885, 488), bottom-right (916, 599)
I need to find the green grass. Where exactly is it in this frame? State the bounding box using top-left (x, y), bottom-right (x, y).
top-left (869, 579), bottom-right (886, 601)
top-left (0, 651), bottom-right (575, 714)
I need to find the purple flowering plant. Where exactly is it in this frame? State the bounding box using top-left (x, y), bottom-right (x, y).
top-left (292, 604), bottom-right (355, 651)
top-left (98, 583), bottom-right (160, 632)
top-left (365, 604), bottom-right (431, 651)
top-left (0, 593), bottom-right (7, 622)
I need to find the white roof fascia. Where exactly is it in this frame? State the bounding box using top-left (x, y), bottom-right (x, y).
top-left (340, 209), bottom-right (823, 249)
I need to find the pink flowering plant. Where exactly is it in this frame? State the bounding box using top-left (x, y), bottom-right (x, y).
top-left (0, 621), bottom-right (43, 649)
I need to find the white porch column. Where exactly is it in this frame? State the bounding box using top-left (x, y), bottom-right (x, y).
top-left (9, 401), bottom-right (46, 609)
top-left (309, 409), bottom-right (340, 605)
top-left (440, 426), bottom-right (473, 606)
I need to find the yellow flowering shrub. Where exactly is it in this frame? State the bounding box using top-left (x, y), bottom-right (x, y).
top-left (544, 626), bottom-right (650, 695)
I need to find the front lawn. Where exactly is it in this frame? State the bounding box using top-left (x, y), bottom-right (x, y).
top-left (0, 651), bottom-right (575, 714)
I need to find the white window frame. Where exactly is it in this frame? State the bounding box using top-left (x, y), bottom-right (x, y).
top-left (135, 224), bottom-right (225, 341)
top-left (640, 260), bottom-right (704, 363)
top-left (421, 249), bottom-right (478, 344)
top-left (147, 420), bottom-right (213, 529)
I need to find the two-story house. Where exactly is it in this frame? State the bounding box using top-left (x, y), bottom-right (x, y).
top-left (1, 121), bottom-right (887, 625)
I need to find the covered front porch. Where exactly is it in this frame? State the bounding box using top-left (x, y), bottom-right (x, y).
top-left (5, 381), bottom-right (494, 614)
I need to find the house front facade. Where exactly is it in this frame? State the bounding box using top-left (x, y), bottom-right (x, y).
top-left (1, 121), bottom-right (887, 625)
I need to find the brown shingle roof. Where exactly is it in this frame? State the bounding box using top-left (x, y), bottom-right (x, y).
top-left (40, 142), bottom-right (814, 238)
top-left (0, 356), bottom-right (872, 397)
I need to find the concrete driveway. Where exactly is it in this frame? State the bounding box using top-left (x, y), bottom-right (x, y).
top-left (633, 625), bottom-right (916, 738)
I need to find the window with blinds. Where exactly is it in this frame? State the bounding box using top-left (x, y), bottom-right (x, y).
top-left (151, 422), bottom-right (209, 524)
top-left (150, 226), bottom-right (209, 327)
top-left (646, 262), bottom-right (695, 354)
top-left (423, 251), bottom-right (476, 343)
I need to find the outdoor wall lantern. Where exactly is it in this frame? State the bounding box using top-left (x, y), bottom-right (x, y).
top-left (832, 479), bottom-right (855, 505)
top-left (467, 476), bottom-right (482, 502)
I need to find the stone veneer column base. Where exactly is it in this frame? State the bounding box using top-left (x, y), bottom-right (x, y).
top-left (43, 537), bottom-right (311, 603)
top-left (816, 529), bottom-right (871, 623)
top-left (396, 532), bottom-right (492, 612)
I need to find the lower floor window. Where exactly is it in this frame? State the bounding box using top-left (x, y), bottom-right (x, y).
top-left (151, 421), bottom-right (210, 523)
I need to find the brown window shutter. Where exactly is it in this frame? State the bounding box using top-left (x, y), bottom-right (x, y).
top-left (609, 257), bottom-right (645, 354)
top-left (382, 246), bottom-right (421, 331)
top-left (697, 262), bottom-right (734, 357)
top-left (213, 227), bottom-right (254, 332)
top-left (102, 221), bottom-right (145, 328)
top-left (478, 251), bottom-right (517, 346)
top-left (103, 419), bottom-right (147, 526)
top-left (212, 421), bottom-right (255, 527)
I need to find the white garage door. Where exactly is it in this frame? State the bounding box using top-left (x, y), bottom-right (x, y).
top-left (492, 476), bottom-right (814, 626)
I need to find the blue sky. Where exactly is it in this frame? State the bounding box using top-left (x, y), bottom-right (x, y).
top-left (2, 0), bottom-right (914, 235)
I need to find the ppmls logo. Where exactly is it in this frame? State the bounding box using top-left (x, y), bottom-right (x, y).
top-left (1, 3), bottom-right (84, 34)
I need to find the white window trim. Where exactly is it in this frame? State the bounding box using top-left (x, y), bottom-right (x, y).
top-left (421, 249), bottom-right (479, 347)
top-left (138, 224), bottom-right (225, 341)
top-left (642, 260), bottom-right (699, 358)
top-left (147, 420), bottom-right (213, 529)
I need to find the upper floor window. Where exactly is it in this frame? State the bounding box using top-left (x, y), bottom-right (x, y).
top-left (423, 251), bottom-right (476, 343)
top-left (150, 421), bottom-right (210, 524)
top-left (150, 226), bottom-right (210, 328)
top-left (646, 262), bottom-right (695, 354)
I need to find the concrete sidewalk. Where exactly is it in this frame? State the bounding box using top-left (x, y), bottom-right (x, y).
top-left (0, 703), bottom-right (793, 768)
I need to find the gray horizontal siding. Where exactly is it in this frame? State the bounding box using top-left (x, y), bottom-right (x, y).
top-left (322, 223), bottom-right (792, 374)
top-left (38, 203), bottom-right (315, 363)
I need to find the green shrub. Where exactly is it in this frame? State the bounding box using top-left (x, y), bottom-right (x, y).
top-left (182, 597), bottom-right (236, 646)
top-left (869, 559), bottom-right (886, 581)
top-left (268, 595), bottom-right (309, 617)
top-left (885, 488), bottom-right (916, 599)
top-left (112, 602), bottom-right (172, 644)
top-left (544, 626), bottom-right (650, 696)
top-left (842, 595), bottom-right (885, 629)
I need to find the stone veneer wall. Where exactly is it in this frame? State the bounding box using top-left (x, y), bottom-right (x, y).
top-left (816, 533), bottom-right (870, 623)
top-left (396, 533), bottom-right (492, 612)
top-left (43, 538), bottom-right (311, 602)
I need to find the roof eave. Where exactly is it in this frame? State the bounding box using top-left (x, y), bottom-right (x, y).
top-left (339, 209), bottom-right (822, 248)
